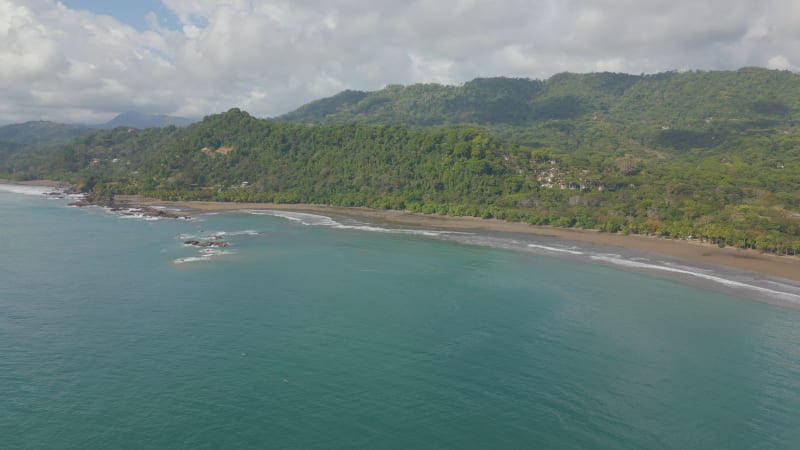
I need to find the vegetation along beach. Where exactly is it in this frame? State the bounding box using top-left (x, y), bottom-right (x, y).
top-left (3, 1), bottom-right (800, 446)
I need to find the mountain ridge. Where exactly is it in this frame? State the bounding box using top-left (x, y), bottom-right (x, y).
top-left (278, 68), bottom-right (799, 130)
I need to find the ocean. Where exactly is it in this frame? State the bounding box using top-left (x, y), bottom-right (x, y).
top-left (2, 184), bottom-right (800, 449)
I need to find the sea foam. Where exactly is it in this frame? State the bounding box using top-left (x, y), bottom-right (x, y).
top-left (590, 255), bottom-right (800, 305)
top-left (246, 210), bottom-right (472, 237)
top-left (241, 208), bottom-right (800, 305)
top-left (173, 248), bottom-right (233, 264)
top-left (0, 184), bottom-right (53, 196)
top-left (213, 230), bottom-right (260, 236)
top-left (527, 243), bottom-right (584, 255)
top-left (412, 231), bottom-right (800, 305)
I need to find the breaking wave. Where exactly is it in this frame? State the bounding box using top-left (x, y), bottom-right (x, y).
top-left (527, 243), bottom-right (584, 255)
top-left (590, 255), bottom-right (800, 305)
top-left (0, 184), bottom-right (55, 196)
top-left (233, 208), bottom-right (800, 305)
top-left (173, 246), bottom-right (233, 264)
top-left (245, 210), bottom-right (472, 237)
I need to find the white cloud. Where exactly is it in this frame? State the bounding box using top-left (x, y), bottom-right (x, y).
top-left (767, 55), bottom-right (794, 71)
top-left (0, 0), bottom-right (799, 124)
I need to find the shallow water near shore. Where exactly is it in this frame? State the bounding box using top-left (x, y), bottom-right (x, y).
top-left (2, 187), bottom-right (800, 448)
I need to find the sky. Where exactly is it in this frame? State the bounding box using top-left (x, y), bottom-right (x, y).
top-left (1, 0), bottom-right (798, 124)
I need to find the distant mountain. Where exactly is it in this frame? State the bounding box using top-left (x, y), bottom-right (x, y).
top-left (97, 112), bottom-right (197, 129)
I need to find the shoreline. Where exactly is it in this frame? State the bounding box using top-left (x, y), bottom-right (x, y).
top-left (113, 195), bottom-right (800, 283)
top-left (0, 178), bottom-right (73, 189)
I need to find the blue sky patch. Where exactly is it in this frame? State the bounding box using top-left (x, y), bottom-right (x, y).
top-left (60, 0), bottom-right (180, 30)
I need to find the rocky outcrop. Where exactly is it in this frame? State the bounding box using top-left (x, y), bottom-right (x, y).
top-left (115, 206), bottom-right (190, 219)
top-left (69, 195), bottom-right (191, 219)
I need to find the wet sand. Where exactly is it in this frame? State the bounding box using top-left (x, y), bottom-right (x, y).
top-left (114, 195), bottom-right (800, 283)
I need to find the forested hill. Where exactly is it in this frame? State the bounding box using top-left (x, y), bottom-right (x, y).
top-left (2, 68), bottom-right (800, 255)
top-left (279, 68), bottom-right (800, 130)
top-left (0, 121), bottom-right (92, 146)
top-left (0, 114), bottom-right (196, 165)
top-left (0, 121), bottom-right (93, 164)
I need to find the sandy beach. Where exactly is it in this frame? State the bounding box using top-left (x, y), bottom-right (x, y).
top-left (112, 195), bottom-right (800, 283)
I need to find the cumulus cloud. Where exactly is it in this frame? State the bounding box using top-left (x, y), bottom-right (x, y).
top-left (0, 0), bottom-right (798, 124)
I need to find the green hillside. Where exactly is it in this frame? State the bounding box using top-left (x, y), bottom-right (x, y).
top-left (0, 121), bottom-right (91, 146)
top-left (279, 68), bottom-right (799, 129)
top-left (3, 69), bottom-right (800, 255)
top-left (0, 121), bottom-right (92, 163)
top-left (278, 73), bottom-right (642, 126)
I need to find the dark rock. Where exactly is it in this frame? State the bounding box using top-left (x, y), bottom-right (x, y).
top-left (69, 194), bottom-right (191, 219)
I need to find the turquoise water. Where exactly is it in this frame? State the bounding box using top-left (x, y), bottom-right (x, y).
top-left (2, 187), bottom-right (800, 449)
